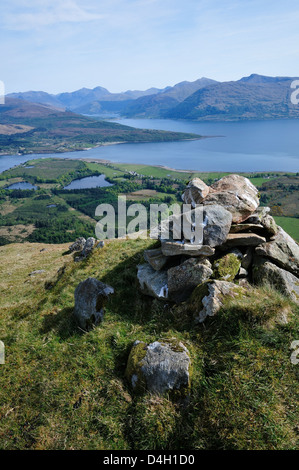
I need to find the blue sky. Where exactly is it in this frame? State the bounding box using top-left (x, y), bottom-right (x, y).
top-left (1, 0), bottom-right (299, 94)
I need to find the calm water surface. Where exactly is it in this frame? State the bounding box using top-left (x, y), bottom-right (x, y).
top-left (63, 174), bottom-right (113, 189)
top-left (6, 181), bottom-right (37, 190)
top-left (0, 119), bottom-right (298, 173)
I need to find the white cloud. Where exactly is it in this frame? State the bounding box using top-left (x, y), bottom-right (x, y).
top-left (2, 0), bottom-right (104, 30)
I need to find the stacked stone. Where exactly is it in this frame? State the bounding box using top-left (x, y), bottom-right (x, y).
top-left (137, 174), bottom-right (299, 314)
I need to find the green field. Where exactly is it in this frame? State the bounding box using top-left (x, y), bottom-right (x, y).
top-left (274, 217), bottom-right (299, 242)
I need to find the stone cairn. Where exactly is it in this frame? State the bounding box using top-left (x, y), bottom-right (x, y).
top-left (137, 174), bottom-right (299, 323)
top-left (72, 175), bottom-right (299, 397)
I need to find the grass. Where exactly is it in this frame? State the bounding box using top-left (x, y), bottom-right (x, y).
top-left (274, 217), bottom-right (299, 242)
top-left (0, 239), bottom-right (298, 450)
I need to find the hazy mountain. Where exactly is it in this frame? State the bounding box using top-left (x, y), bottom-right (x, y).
top-left (7, 85), bottom-right (168, 113)
top-left (122, 78), bottom-right (218, 118)
top-left (166, 75), bottom-right (299, 120)
top-left (7, 75), bottom-right (299, 121)
top-left (6, 91), bottom-right (64, 110)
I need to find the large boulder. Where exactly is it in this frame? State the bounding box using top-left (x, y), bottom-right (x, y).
top-left (74, 278), bottom-right (114, 329)
top-left (255, 227), bottom-right (299, 277)
top-left (189, 280), bottom-right (244, 323)
top-left (252, 257), bottom-right (299, 304)
top-left (182, 177), bottom-right (210, 206)
top-left (125, 339), bottom-right (191, 396)
top-left (168, 258), bottom-right (213, 303)
top-left (203, 174), bottom-right (259, 223)
top-left (137, 264), bottom-right (168, 299)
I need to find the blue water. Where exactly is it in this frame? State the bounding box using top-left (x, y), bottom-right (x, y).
top-left (6, 181), bottom-right (37, 190)
top-left (0, 119), bottom-right (298, 173)
top-left (63, 174), bottom-right (113, 189)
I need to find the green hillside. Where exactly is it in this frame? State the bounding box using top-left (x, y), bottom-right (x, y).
top-left (0, 239), bottom-right (298, 450)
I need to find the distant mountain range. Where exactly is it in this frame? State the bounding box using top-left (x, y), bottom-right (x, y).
top-left (7, 74), bottom-right (299, 121)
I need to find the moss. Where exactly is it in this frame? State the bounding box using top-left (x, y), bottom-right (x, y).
top-left (125, 341), bottom-right (148, 394)
top-left (188, 281), bottom-right (211, 315)
top-left (213, 253), bottom-right (241, 282)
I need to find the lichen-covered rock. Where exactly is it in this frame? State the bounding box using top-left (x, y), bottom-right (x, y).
top-left (252, 256), bottom-right (299, 304)
top-left (203, 174), bottom-right (259, 223)
top-left (255, 227), bottom-right (299, 277)
top-left (168, 257), bottom-right (213, 302)
top-left (125, 339), bottom-right (191, 396)
top-left (260, 214), bottom-right (278, 236)
top-left (69, 237), bottom-right (86, 253)
top-left (220, 233), bottom-right (266, 249)
top-left (74, 277), bottom-right (114, 329)
top-left (144, 247), bottom-right (168, 271)
top-left (189, 280), bottom-right (244, 322)
top-left (81, 237), bottom-right (96, 257)
top-left (229, 223), bottom-right (264, 233)
top-left (161, 240), bottom-right (214, 257)
top-left (213, 253), bottom-right (241, 282)
top-left (246, 206), bottom-right (271, 224)
top-left (182, 177), bottom-right (210, 206)
top-left (137, 264), bottom-right (168, 299)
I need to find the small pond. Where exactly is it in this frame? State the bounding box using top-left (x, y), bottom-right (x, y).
top-left (63, 174), bottom-right (113, 190)
top-left (6, 181), bottom-right (37, 190)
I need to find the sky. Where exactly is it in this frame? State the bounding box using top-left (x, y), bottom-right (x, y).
top-left (1, 0), bottom-right (299, 94)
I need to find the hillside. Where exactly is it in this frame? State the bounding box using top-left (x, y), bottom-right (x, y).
top-left (166, 75), bottom-right (299, 121)
top-left (121, 78), bottom-right (218, 118)
top-left (0, 236), bottom-right (298, 450)
top-left (0, 98), bottom-right (201, 154)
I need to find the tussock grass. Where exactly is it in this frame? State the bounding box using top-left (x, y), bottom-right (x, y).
top-left (0, 240), bottom-right (298, 449)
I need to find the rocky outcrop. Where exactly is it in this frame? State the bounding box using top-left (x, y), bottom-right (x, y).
top-left (73, 277), bottom-right (114, 329)
top-left (125, 339), bottom-right (191, 396)
top-left (69, 237), bottom-right (86, 253)
top-left (81, 237), bottom-right (96, 258)
top-left (70, 236), bottom-right (98, 261)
